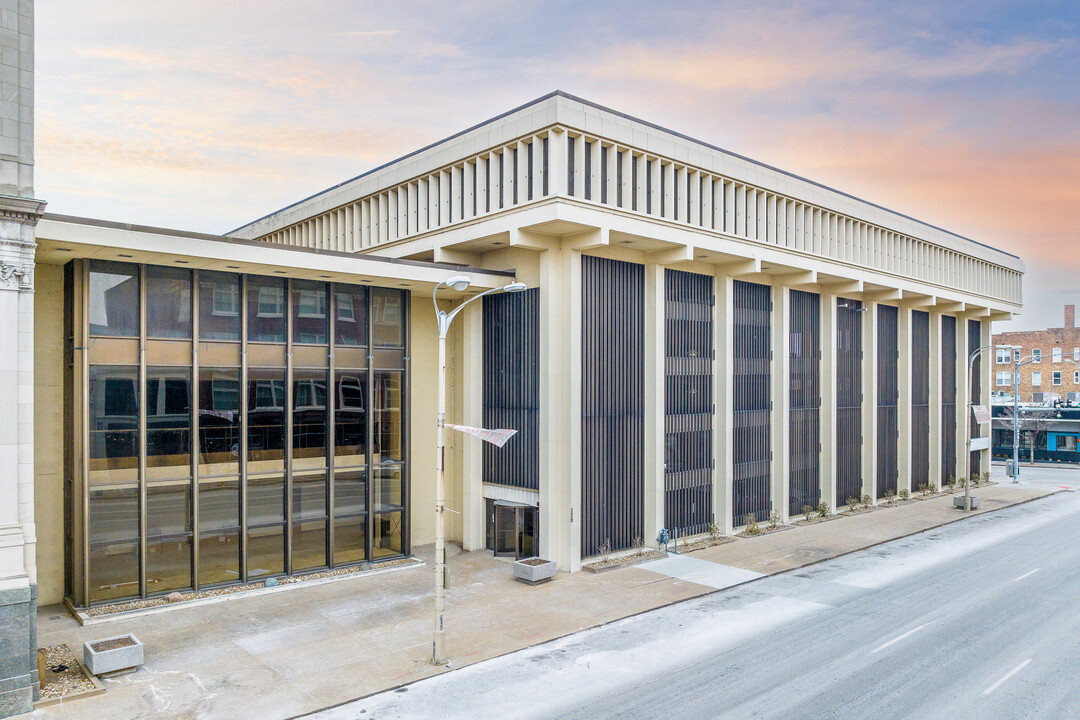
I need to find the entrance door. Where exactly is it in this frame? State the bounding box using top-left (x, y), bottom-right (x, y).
top-left (488, 500), bottom-right (538, 559)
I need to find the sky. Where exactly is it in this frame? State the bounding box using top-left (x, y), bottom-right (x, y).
top-left (35, 0), bottom-right (1079, 331)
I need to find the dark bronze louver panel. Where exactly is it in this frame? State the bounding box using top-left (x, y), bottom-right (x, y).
top-left (789, 290), bottom-right (821, 514)
top-left (877, 304), bottom-right (899, 497)
top-left (581, 256), bottom-right (644, 556)
top-left (942, 315), bottom-right (958, 484)
top-left (733, 280), bottom-right (771, 524)
top-left (968, 319), bottom-right (982, 479)
top-left (911, 310), bottom-right (931, 490)
top-left (664, 269), bottom-right (713, 536)
top-left (482, 288), bottom-right (540, 490)
top-left (836, 298), bottom-right (863, 505)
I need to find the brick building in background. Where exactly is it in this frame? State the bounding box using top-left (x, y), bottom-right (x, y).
top-left (992, 304), bottom-right (1080, 404)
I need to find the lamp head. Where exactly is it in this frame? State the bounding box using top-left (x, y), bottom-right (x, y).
top-left (444, 275), bottom-right (472, 292)
top-left (503, 282), bottom-right (527, 293)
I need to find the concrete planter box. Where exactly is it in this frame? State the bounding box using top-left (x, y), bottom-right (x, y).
top-left (513, 558), bottom-right (557, 585)
top-left (954, 495), bottom-right (981, 510)
top-left (83, 634), bottom-right (143, 676)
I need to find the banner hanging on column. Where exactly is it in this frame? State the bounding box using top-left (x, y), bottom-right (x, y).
top-left (445, 423), bottom-right (518, 448)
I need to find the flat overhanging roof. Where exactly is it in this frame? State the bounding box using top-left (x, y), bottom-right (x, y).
top-left (36, 213), bottom-right (515, 295)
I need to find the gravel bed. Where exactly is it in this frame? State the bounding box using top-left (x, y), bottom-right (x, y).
top-left (584, 550), bottom-right (665, 569)
top-left (86, 558), bottom-right (421, 617)
top-left (39, 645), bottom-right (96, 700)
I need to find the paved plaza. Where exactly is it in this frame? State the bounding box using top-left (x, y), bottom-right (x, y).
top-left (21, 467), bottom-right (1069, 720)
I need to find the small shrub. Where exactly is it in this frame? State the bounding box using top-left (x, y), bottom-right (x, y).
top-left (899, 488), bottom-right (910, 501)
top-left (709, 521), bottom-right (723, 542)
top-left (632, 536), bottom-right (643, 555)
top-left (861, 494), bottom-right (872, 508)
top-left (917, 483), bottom-right (929, 496)
top-left (816, 501), bottom-right (830, 518)
top-left (947, 474), bottom-right (957, 491)
top-left (884, 489), bottom-right (896, 504)
top-left (981, 471), bottom-right (992, 485)
top-left (597, 538), bottom-right (612, 560)
top-left (769, 510), bottom-right (781, 528)
top-left (742, 513), bottom-right (761, 536)
top-left (803, 504), bottom-right (814, 522)
top-left (846, 496), bottom-right (860, 512)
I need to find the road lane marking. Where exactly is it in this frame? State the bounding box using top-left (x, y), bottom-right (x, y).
top-left (982, 659), bottom-right (1031, 696)
top-left (870, 623), bottom-right (930, 654)
top-left (1013, 568), bottom-right (1040, 582)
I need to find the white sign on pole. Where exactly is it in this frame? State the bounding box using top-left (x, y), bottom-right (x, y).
top-left (444, 423), bottom-right (518, 448)
top-left (972, 405), bottom-right (992, 425)
top-left (969, 436), bottom-right (990, 451)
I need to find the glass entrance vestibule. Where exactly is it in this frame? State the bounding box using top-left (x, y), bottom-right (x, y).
top-left (65, 260), bottom-right (410, 606)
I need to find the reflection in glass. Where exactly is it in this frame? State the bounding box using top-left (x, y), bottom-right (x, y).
top-left (88, 487), bottom-right (140, 603)
top-left (334, 286), bottom-right (368, 346)
top-left (247, 525), bottom-right (285, 578)
top-left (333, 515), bottom-right (366, 565)
top-left (371, 288), bottom-right (404, 347)
top-left (334, 470), bottom-right (366, 517)
top-left (247, 475), bottom-right (285, 526)
top-left (375, 465), bottom-right (403, 511)
top-left (292, 280), bottom-right (328, 344)
top-left (247, 276), bottom-right (286, 342)
top-left (373, 511), bottom-right (403, 559)
top-left (199, 479), bottom-right (239, 532)
top-left (88, 366), bottom-right (139, 485)
top-left (88, 261), bottom-right (139, 337)
top-left (146, 368), bottom-right (191, 479)
top-left (199, 368), bottom-right (240, 476)
top-left (334, 371), bottom-right (366, 467)
top-left (198, 531), bottom-right (240, 586)
top-left (147, 534), bottom-right (192, 594)
top-left (248, 368), bottom-right (285, 472)
top-left (146, 266), bottom-right (192, 338)
top-left (292, 369), bottom-right (327, 467)
top-left (374, 371), bottom-right (403, 463)
top-left (293, 519), bottom-right (327, 572)
top-left (199, 271), bottom-right (241, 341)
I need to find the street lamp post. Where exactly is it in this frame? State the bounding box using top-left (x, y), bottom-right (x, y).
top-left (966, 345), bottom-right (1019, 511)
top-left (430, 275), bottom-right (526, 666)
top-left (1007, 352), bottom-right (1077, 481)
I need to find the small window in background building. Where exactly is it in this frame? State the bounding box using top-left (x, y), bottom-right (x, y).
top-left (995, 349), bottom-right (1008, 363)
top-left (1032, 349), bottom-right (1042, 363)
top-left (995, 372), bottom-right (1011, 386)
top-left (1053, 347), bottom-right (1062, 363)
top-left (1053, 371), bottom-right (1062, 386)
top-left (1032, 371), bottom-right (1042, 386)
top-left (1074, 347), bottom-right (1079, 361)
top-left (1074, 371), bottom-right (1079, 384)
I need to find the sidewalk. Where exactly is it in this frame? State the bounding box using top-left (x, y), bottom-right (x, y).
top-left (21, 481), bottom-right (1059, 720)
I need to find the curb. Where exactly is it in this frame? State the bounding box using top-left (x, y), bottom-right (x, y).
top-left (286, 487), bottom-right (1064, 719)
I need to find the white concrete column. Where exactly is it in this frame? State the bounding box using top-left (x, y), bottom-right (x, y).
top-left (714, 271), bottom-right (734, 533)
top-left (771, 284), bottom-right (790, 519)
top-left (439, 170), bottom-right (451, 226)
top-left (648, 157), bottom-right (661, 216)
top-left (587, 140), bottom-right (600, 202)
top-left (928, 312), bottom-right (942, 490)
top-left (570, 135), bottom-right (585, 198)
top-left (459, 301), bottom-right (484, 551)
top-left (476, 156), bottom-right (489, 215)
top-left (635, 154), bottom-right (647, 212)
top-left (689, 170), bottom-right (701, 226)
top-left (516, 141), bottom-right (529, 204)
top-left (862, 300), bottom-right (879, 501)
top-left (643, 264), bottom-right (665, 545)
top-left (619, 149), bottom-right (632, 210)
top-left (662, 162), bottom-right (674, 219)
top-left (701, 176), bottom-right (714, 230)
top-left (897, 305), bottom-right (913, 493)
top-left (538, 244), bottom-right (580, 571)
top-left (490, 152), bottom-right (502, 212)
top-left (820, 291), bottom-right (838, 511)
top-left (464, 161), bottom-right (476, 219)
top-left (547, 130), bottom-right (567, 198)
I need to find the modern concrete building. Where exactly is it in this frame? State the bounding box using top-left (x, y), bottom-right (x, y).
top-left (2, 12), bottom-right (1028, 714)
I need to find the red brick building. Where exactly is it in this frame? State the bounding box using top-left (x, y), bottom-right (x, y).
top-left (993, 305), bottom-right (1080, 404)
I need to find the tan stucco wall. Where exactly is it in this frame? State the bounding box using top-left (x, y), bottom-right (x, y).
top-left (34, 262), bottom-right (65, 605)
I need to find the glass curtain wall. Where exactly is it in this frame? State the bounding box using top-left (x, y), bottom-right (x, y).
top-left (70, 260), bottom-right (409, 606)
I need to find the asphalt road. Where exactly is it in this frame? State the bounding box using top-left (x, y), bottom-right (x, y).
top-left (308, 478), bottom-right (1080, 720)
